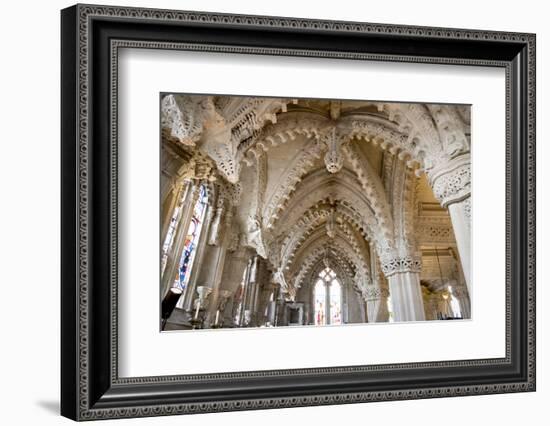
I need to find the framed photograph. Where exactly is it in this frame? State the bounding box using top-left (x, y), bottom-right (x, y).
top-left (61, 4), bottom-right (536, 421)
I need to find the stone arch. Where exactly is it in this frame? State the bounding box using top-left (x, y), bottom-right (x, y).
top-left (268, 167), bottom-right (392, 264)
top-left (287, 225), bottom-right (371, 293)
top-left (384, 155), bottom-right (419, 256)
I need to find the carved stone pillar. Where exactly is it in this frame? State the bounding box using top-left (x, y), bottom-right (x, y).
top-left (429, 154), bottom-right (471, 296)
top-left (161, 183), bottom-right (200, 295)
top-left (219, 247), bottom-right (252, 325)
top-left (382, 255), bottom-right (425, 322)
top-left (202, 210), bottom-right (233, 327)
top-left (161, 182), bottom-right (185, 243)
top-left (364, 286), bottom-right (390, 323)
top-left (180, 205), bottom-right (215, 311)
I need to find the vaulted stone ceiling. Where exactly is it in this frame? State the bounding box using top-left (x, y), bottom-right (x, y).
top-left (161, 94), bottom-right (470, 304)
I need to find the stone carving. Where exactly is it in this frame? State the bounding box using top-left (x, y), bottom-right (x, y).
top-left (323, 128), bottom-right (344, 173)
top-left (193, 286), bottom-right (213, 312)
top-left (208, 206), bottom-right (224, 246)
top-left (245, 215), bottom-right (268, 258)
top-left (325, 207), bottom-right (336, 238)
top-left (217, 290), bottom-right (233, 312)
top-left (262, 138), bottom-right (323, 229)
top-left (362, 285), bottom-right (389, 301)
top-left (177, 151), bottom-right (217, 183)
top-left (380, 254), bottom-right (422, 277)
top-left (415, 216), bottom-right (454, 244)
top-left (428, 154), bottom-right (471, 207)
top-left (427, 105), bottom-right (470, 157)
top-left (161, 94), bottom-right (209, 146)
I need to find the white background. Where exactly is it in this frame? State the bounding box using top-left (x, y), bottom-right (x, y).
top-left (0, 0), bottom-right (547, 425)
top-left (119, 49), bottom-right (505, 377)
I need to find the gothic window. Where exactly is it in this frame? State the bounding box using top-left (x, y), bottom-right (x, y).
top-left (314, 280), bottom-right (326, 325)
top-left (172, 184), bottom-right (208, 291)
top-left (314, 267), bottom-right (342, 326)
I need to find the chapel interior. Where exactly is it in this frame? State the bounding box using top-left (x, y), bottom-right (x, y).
top-left (159, 95), bottom-right (471, 330)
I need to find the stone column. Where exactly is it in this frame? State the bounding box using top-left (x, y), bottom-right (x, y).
top-left (429, 154), bottom-right (471, 296)
top-left (365, 286), bottom-right (390, 323)
top-left (181, 205), bottom-right (215, 311)
top-left (161, 182), bottom-right (185, 243)
top-left (387, 272), bottom-right (425, 322)
top-left (452, 285), bottom-right (471, 319)
top-left (161, 182), bottom-right (199, 295)
top-left (324, 280), bottom-right (331, 325)
top-left (365, 247), bottom-right (390, 323)
top-left (219, 247), bottom-right (252, 325)
top-left (382, 254), bottom-right (425, 322)
top-left (202, 210), bottom-right (233, 327)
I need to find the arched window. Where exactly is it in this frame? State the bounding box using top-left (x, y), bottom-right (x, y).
top-left (313, 267), bottom-right (342, 326)
top-left (314, 280), bottom-right (326, 325)
top-left (173, 184), bottom-right (208, 291)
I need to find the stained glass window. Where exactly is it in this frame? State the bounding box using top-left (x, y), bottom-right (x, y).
top-left (173, 185), bottom-right (208, 291)
top-left (314, 280), bottom-right (326, 325)
top-left (314, 267), bottom-right (342, 326)
top-left (329, 279), bottom-right (342, 325)
top-left (160, 186), bottom-right (188, 275)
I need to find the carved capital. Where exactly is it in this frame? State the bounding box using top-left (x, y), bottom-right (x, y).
top-left (177, 152), bottom-right (217, 183)
top-left (380, 254), bottom-right (422, 277)
top-left (363, 285), bottom-right (389, 301)
top-left (428, 154), bottom-right (471, 207)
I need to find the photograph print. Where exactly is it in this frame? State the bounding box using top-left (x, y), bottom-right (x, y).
top-left (160, 94), bottom-right (471, 331)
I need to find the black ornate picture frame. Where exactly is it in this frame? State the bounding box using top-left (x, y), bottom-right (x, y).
top-left (61, 4), bottom-right (536, 421)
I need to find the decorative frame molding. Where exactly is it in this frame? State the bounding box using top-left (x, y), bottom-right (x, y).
top-left (61, 4), bottom-right (535, 420)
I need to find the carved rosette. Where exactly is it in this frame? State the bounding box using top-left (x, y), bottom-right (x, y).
top-left (428, 154), bottom-right (471, 207)
top-left (380, 254), bottom-right (422, 277)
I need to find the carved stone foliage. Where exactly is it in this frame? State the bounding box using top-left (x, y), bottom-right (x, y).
top-left (428, 153), bottom-right (471, 207)
top-left (426, 104), bottom-right (470, 158)
top-left (380, 254), bottom-right (422, 277)
top-left (322, 128), bottom-right (345, 173)
top-left (244, 214), bottom-right (268, 258)
top-left (162, 94), bottom-right (290, 184)
top-left (176, 150), bottom-right (218, 183)
top-left (362, 285), bottom-right (390, 301)
top-left (161, 94), bottom-right (210, 146)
